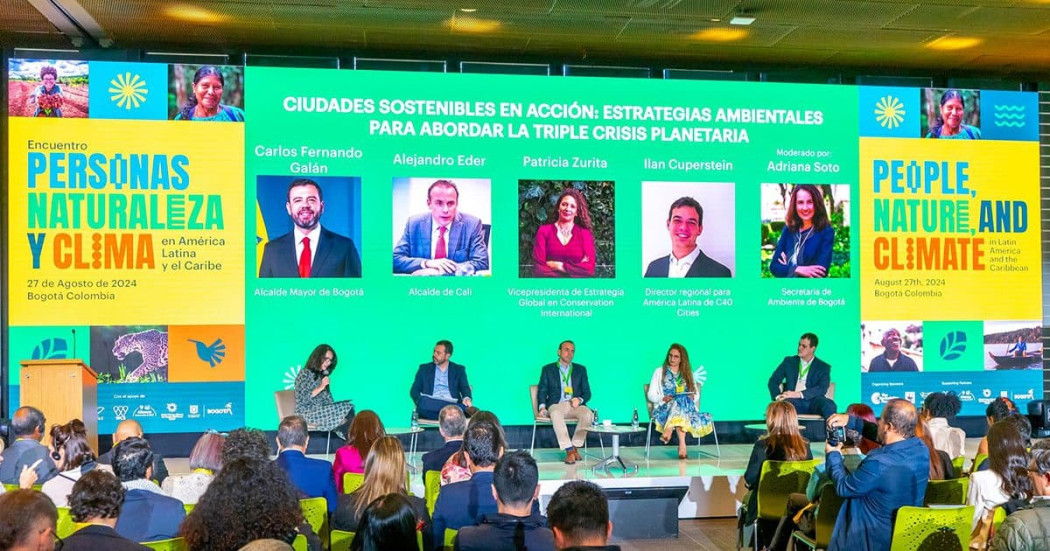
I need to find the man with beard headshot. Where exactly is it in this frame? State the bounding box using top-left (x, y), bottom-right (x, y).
top-left (259, 178), bottom-right (362, 278)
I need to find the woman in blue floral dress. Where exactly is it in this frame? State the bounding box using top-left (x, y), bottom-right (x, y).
top-left (647, 343), bottom-right (713, 459)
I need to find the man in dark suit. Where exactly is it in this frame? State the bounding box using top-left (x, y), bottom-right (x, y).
top-left (274, 415), bottom-right (338, 513)
top-left (63, 469), bottom-right (153, 551)
top-left (432, 421), bottom-right (507, 550)
top-left (410, 340), bottom-right (476, 420)
top-left (867, 328), bottom-right (919, 372)
top-left (767, 332), bottom-right (837, 418)
top-left (97, 419), bottom-right (169, 485)
top-left (112, 437), bottom-right (185, 542)
top-left (644, 196), bottom-right (731, 278)
top-left (259, 178), bottom-right (362, 278)
top-left (422, 405), bottom-right (466, 482)
top-left (393, 179), bottom-right (489, 275)
top-left (454, 450), bottom-right (554, 551)
top-left (0, 406), bottom-right (58, 485)
top-left (537, 340), bottom-right (594, 465)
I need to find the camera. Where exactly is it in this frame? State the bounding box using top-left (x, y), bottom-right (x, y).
top-left (827, 426), bottom-right (845, 446)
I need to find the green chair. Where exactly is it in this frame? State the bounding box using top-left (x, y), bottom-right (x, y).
top-left (444, 528), bottom-right (458, 551)
top-left (300, 497), bottom-right (329, 549)
top-left (56, 507), bottom-right (82, 539)
top-left (292, 534), bottom-right (308, 551)
top-left (889, 505), bottom-right (974, 551)
top-left (973, 453), bottom-right (988, 473)
top-left (951, 456), bottom-right (965, 476)
top-left (343, 472), bottom-right (365, 494)
top-left (747, 459), bottom-right (821, 550)
top-left (417, 531), bottom-right (424, 551)
top-left (792, 484), bottom-right (845, 550)
top-left (331, 529), bottom-right (355, 551)
top-left (183, 503), bottom-right (195, 515)
top-left (141, 537), bottom-right (188, 550)
top-left (424, 470), bottom-right (442, 516)
top-left (924, 478), bottom-right (969, 506)
top-left (993, 505), bottom-right (1007, 532)
top-left (1, 483), bottom-right (42, 492)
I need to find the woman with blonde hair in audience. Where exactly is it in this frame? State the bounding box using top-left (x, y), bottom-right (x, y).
top-left (332, 436), bottom-right (431, 550)
top-left (41, 419), bottom-right (106, 507)
top-left (162, 431), bottom-right (225, 504)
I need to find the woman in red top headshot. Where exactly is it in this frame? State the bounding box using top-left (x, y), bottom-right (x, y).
top-left (532, 187), bottom-right (596, 277)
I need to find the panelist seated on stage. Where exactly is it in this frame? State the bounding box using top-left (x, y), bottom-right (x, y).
top-left (259, 178), bottom-right (361, 278)
top-left (867, 328), bottom-right (918, 372)
top-left (410, 340), bottom-right (477, 420)
top-left (537, 340), bottom-right (594, 465)
top-left (767, 332), bottom-right (837, 419)
top-left (393, 179), bottom-right (489, 276)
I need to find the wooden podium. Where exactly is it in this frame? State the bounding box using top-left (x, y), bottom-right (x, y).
top-left (19, 359), bottom-right (99, 453)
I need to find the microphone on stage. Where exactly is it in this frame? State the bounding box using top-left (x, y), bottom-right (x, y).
top-left (71, 328), bottom-right (76, 358)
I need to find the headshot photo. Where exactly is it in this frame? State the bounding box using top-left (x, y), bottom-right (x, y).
top-left (169, 64), bottom-right (245, 122)
top-left (257, 175), bottom-right (362, 279)
top-left (7, 58), bottom-right (89, 118)
top-left (641, 182), bottom-right (734, 278)
top-left (984, 321), bottom-right (1042, 371)
top-left (519, 180), bottom-right (615, 278)
top-left (391, 177), bottom-right (491, 276)
top-left (922, 88), bottom-right (980, 139)
top-left (861, 321), bottom-right (923, 373)
top-left (761, 183), bottom-right (850, 279)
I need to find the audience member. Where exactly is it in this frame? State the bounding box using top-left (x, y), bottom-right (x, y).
top-left (546, 480), bottom-right (618, 551)
top-left (741, 401), bottom-right (812, 548)
top-left (441, 410), bottom-right (506, 486)
top-left (181, 457), bottom-right (319, 550)
top-left (41, 419), bottom-right (105, 507)
top-left (991, 440), bottom-right (1050, 551)
top-left (844, 403), bottom-right (880, 455)
top-left (162, 431), bottom-right (224, 504)
top-left (239, 540), bottom-right (294, 551)
top-left (921, 392), bottom-right (965, 459)
top-left (351, 493), bottom-right (421, 551)
top-left (0, 489), bottom-right (58, 551)
top-left (976, 412), bottom-right (1032, 473)
top-left (111, 437), bottom-right (186, 542)
top-left (916, 419), bottom-right (955, 481)
top-left (223, 427), bottom-right (272, 462)
top-left (333, 410), bottom-right (385, 493)
top-left (62, 470), bottom-right (149, 550)
top-left (333, 436), bottom-right (431, 549)
top-left (99, 419), bottom-right (170, 484)
top-left (432, 420), bottom-right (505, 548)
top-left (275, 415), bottom-right (338, 513)
top-left (968, 420), bottom-right (1032, 549)
top-left (0, 458), bottom-right (41, 495)
top-left (975, 397), bottom-right (1018, 459)
top-left (454, 450), bottom-right (554, 551)
top-left (422, 405), bottom-right (466, 482)
top-left (825, 398), bottom-right (929, 551)
top-left (0, 406), bottom-right (59, 485)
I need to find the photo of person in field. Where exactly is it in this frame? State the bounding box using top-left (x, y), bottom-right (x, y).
top-left (7, 59), bottom-right (89, 118)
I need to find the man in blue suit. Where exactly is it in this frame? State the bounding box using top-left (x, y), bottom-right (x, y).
top-left (432, 421), bottom-right (504, 550)
top-left (537, 340), bottom-right (594, 465)
top-left (259, 178), bottom-right (362, 278)
top-left (421, 405), bottom-right (466, 482)
top-left (825, 399), bottom-right (929, 551)
top-left (274, 415), bottom-right (338, 513)
top-left (112, 437), bottom-right (185, 542)
top-left (393, 179), bottom-right (489, 276)
top-left (410, 340), bottom-right (476, 420)
top-left (767, 332), bottom-right (837, 418)
top-left (644, 196), bottom-right (731, 278)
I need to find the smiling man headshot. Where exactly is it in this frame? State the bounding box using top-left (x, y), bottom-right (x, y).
top-left (644, 196), bottom-right (731, 278)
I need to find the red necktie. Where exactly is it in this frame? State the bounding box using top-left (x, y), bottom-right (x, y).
top-left (435, 226), bottom-right (447, 260)
top-left (299, 236), bottom-right (311, 278)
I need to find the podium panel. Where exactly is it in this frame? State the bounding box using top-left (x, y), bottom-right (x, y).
top-left (19, 359), bottom-right (98, 454)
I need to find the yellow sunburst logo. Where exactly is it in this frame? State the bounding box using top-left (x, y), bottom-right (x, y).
top-left (108, 72), bottom-right (148, 110)
top-left (874, 95), bottom-right (906, 129)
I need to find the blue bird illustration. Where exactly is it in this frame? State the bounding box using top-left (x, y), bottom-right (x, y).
top-left (189, 338), bottom-right (227, 368)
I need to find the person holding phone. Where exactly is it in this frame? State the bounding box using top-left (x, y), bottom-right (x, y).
top-left (646, 343), bottom-right (713, 459)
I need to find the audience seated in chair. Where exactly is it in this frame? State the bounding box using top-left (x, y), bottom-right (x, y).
top-left (422, 405), bottom-right (466, 483)
top-left (181, 457), bottom-right (320, 550)
top-left (99, 419), bottom-right (170, 485)
top-left (61, 469), bottom-right (150, 550)
top-left (0, 488), bottom-right (58, 551)
top-left (162, 431), bottom-right (224, 505)
top-left (916, 418), bottom-right (955, 481)
top-left (0, 406), bottom-right (59, 485)
top-left (454, 450), bottom-right (554, 551)
top-left (992, 440), bottom-right (1050, 551)
top-left (968, 420), bottom-right (1032, 549)
top-left (921, 392), bottom-right (966, 460)
top-left (274, 415), bottom-right (339, 513)
top-left (222, 427), bottom-right (273, 463)
top-left (333, 410), bottom-right (385, 494)
top-left (111, 437), bottom-right (186, 542)
top-left (332, 436), bottom-right (432, 550)
top-left (440, 411), bottom-right (506, 486)
top-left (350, 493), bottom-right (421, 551)
top-left (432, 420), bottom-right (505, 549)
top-left (41, 418), bottom-right (109, 507)
top-left (547, 480), bottom-right (620, 551)
top-left (974, 397), bottom-right (1018, 467)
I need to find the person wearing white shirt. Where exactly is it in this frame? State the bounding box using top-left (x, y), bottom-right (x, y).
top-left (922, 392), bottom-right (966, 459)
top-left (646, 344), bottom-right (713, 459)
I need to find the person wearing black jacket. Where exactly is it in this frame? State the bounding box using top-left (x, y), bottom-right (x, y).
top-left (455, 451), bottom-right (554, 551)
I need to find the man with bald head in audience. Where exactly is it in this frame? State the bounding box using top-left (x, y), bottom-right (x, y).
top-left (0, 406), bottom-right (58, 485)
top-left (98, 419), bottom-right (169, 484)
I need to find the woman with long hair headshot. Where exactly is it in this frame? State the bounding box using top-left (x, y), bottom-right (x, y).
top-left (532, 187), bottom-right (597, 277)
top-left (646, 343), bottom-right (714, 459)
top-left (770, 184), bottom-right (834, 278)
top-left (332, 410), bottom-right (385, 493)
top-left (294, 343), bottom-right (356, 439)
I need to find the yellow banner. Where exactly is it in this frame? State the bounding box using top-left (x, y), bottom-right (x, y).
top-left (860, 138), bottom-right (1040, 320)
top-left (8, 117), bottom-right (244, 325)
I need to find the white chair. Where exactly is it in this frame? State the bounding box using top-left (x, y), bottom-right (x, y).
top-left (274, 390), bottom-right (334, 455)
top-left (791, 383), bottom-right (836, 421)
top-left (643, 383), bottom-right (720, 460)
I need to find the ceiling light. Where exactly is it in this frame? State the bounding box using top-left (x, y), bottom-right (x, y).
top-left (459, 8), bottom-right (477, 12)
top-left (926, 36), bottom-right (982, 51)
top-left (692, 28), bottom-right (748, 42)
top-left (444, 16), bottom-right (501, 33)
top-left (729, 15), bottom-right (756, 25)
top-left (164, 4), bottom-right (223, 23)
top-left (710, 18), bottom-right (721, 22)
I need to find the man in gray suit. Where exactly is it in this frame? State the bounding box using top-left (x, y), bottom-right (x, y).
top-left (393, 179), bottom-right (489, 275)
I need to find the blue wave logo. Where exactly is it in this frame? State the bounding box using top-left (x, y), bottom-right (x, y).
top-left (32, 338), bottom-right (69, 360)
top-left (993, 105), bottom-right (1027, 128)
top-left (939, 331), bottom-right (967, 361)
